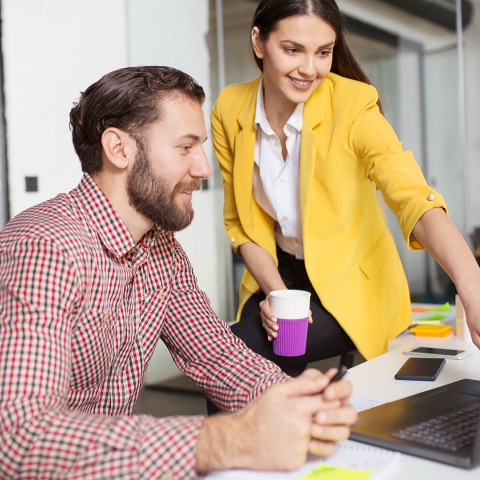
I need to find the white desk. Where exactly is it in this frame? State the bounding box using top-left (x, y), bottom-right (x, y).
top-left (207, 310), bottom-right (480, 479)
top-left (345, 331), bottom-right (480, 479)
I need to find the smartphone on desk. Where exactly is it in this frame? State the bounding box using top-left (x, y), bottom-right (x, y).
top-left (395, 357), bottom-right (446, 381)
top-left (403, 346), bottom-right (472, 360)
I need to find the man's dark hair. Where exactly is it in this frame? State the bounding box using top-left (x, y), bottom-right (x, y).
top-left (69, 66), bottom-right (205, 174)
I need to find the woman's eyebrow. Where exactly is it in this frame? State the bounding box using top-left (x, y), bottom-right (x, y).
top-left (279, 39), bottom-right (335, 49)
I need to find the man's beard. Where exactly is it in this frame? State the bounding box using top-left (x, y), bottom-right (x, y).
top-left (126, 146), bottom-right (200, 232)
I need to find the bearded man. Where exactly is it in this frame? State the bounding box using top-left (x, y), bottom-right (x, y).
top-left (0, 66), bottom-right (355, 479)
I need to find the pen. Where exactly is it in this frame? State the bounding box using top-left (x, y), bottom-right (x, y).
top-left (329, 364), bottom-right (348, 384)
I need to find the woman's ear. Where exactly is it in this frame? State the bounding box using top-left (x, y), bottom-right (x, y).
top-left (251, 26), bottom-right (264, 59)
top-left (101, 127), bottom-right (135, 171)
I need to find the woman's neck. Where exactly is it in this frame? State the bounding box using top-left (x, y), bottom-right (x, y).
top-left (264, 96), bottom-right (295, 134)
top-left (263, 93), bottom-right (297, 148)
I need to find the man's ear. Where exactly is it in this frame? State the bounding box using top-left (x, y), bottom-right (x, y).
top-left (101, 127), bottom-right (135, 171)
top-left (251, 27), bottom-right (264, 59)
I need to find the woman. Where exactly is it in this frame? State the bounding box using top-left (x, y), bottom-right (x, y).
top-left (211, 0), bottom-right (480, 377)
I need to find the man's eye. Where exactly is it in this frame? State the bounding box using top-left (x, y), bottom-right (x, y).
top-left (180, 145), bottom-right (192, 152)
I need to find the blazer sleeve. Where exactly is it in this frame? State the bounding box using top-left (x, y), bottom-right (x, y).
top-left (211, 95), bottom-right (252, 253)
top-left (346, 83), bottom-right (447, 250)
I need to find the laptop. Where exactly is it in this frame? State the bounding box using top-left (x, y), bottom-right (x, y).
top-left (350, 378), bottom-right (480, 469)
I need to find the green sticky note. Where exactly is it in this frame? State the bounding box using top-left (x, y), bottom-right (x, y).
top-left (432, 302), bottom-right (451, 312)
top-left (302, 464), bottom-right (372, 480)
top-left (417, 314), bottom-right (447, 321)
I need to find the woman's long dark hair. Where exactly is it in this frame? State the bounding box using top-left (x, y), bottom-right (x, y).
top-left (251, 0), bottom-right (384, 113)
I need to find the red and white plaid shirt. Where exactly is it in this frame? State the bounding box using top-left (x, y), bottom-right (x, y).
top-left (0, 174), bottom-right (287, 479)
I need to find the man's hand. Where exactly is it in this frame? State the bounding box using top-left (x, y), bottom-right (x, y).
top-left (195, 368), bottom-right (357, 474)
top-left (307, 368), bottom-right (357, 456)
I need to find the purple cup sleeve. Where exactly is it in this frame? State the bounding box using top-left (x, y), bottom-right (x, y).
top-left (273, 317), bottom-right (309, 356)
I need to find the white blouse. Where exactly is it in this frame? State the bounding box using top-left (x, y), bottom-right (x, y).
top-left (253, 82), bottom-right (305, 259)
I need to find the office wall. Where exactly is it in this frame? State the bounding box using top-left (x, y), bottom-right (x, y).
top-left (1, 0), bottom-right (227, 383)
top-left (2, 0), bottom-right (127, 214)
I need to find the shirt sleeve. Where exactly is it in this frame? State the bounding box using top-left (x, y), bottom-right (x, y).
top-left (346, 83), bottom-right (447, 250)
top-left (210, 95), bottom-right (252, 253)
top-left (0, 235), bottom-right (205, 479)
top-left (160, 239), bottom-right (289, 412)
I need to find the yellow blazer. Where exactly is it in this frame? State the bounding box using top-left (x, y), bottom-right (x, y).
top-left (211, 73), bottom-right (447, 359)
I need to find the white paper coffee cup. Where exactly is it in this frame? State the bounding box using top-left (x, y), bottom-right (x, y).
top-left (270, 290), bottom-right (311, 356)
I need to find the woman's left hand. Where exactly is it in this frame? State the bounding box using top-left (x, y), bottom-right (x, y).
top-left (259, 295), bottom-right (313, 341)
top-left (259, 294), bottom-right (279, 341)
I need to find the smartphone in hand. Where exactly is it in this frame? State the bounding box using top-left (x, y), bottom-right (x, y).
top-left (329, 365), bottom-right (348, 383)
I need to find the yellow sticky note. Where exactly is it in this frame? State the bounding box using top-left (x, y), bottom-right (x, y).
top-left (302, 464), bottom-right (372, 480)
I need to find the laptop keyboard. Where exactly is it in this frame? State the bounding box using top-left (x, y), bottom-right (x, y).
top-left (392, 408), bottom-right (480, 451)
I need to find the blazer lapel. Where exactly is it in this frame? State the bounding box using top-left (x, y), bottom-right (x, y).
top-left (300, 82), bottom-right (326, 222)
top-left (233, 78), bottom-right (261, 233)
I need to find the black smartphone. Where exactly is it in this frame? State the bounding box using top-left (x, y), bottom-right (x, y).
top-left (394, 357), bottom-right (446, 381)
top-left (330, 364), bottom-right (348, 383)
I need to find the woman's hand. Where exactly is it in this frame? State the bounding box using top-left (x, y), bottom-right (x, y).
top-left (259, 294), bottom-right (279, 341)
top-left (260, 293), bottom-right (313, 341)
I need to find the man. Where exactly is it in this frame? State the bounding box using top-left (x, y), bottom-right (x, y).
top-left (0, 66), bottom-right (356, 479)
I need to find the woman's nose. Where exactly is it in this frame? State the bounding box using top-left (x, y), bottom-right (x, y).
top-left (298, 55), bottom-right (315, 76)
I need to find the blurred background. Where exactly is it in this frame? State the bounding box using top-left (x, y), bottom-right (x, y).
top-left (1, 0), bottom-right (479, 390)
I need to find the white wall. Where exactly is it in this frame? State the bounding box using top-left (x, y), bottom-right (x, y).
top-left (2, 0), bottom-right (127, 214)
top-left (1, 0), bottom-right (228, 384)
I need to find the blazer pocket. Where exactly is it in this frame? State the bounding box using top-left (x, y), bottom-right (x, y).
top-left (359, 230), bottom-right (392, 280)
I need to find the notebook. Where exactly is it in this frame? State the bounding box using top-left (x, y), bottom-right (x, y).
top-left (205, 440), bottom-right (400, 479)
top-left (350, 378), bottom-right (480, 469)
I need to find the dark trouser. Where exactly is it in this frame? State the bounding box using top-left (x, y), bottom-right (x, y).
top-left (206, 248), bottom-right (355, 414)
top-left (234, 247), bottom-right (355, 374)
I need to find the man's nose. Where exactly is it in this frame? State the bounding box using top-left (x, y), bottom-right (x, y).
top-left (190, 148), bottom-right (212, 179)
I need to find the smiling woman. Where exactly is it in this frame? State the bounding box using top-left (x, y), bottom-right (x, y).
top-left (251, 14), bottom-right (336, 123)
top-left (208, 0), bottom-right (480, 393)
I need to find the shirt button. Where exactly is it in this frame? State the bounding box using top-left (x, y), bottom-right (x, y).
top-left (279, 177), bottom-right (284, 183)
top-left (274, 141), bottom-right (279, 148)
top-left (102, 313), bottom-right (109, 324)
top-left (427, 194), bottom-right (435, 201)
top-left (281, 216), bottom-right (287, 222)
top-left (128, 316), bottom-right (134, 324)
top-left (115, 367), bottom-right (122, 377)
